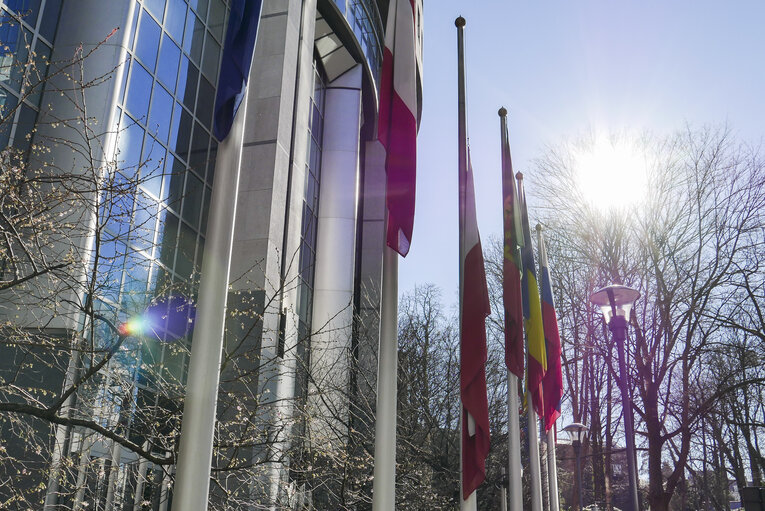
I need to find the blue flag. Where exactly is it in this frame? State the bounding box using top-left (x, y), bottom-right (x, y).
top-left (213, 0), bottom-right (263, 140)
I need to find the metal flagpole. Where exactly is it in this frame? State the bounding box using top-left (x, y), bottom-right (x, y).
top-left (547, 426), bottom-right (561, 511)
top-left (528, 395), bottom-right (544, 511)
top-left (372, 240), bottom-right (399, 510)
top-left (170, 85), bottom-right (248, 511)
top-left (455, 15), bottom-right (477, 511)
top-left (507, 373), bottom-right (523, 511)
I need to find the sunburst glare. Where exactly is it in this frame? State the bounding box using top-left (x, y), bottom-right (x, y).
top-left (574, 135), bottom-right (648, 213)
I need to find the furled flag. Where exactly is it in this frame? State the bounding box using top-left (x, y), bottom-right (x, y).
top-left (517, 172), bottom-right (547, 415)
top-left (213, 0), bottom-right (264, 140)
top-left (378, 0), bottom-right (418, 256)
top-left (460, 152), bottom-right (491, 499)
top-left (538, 227), bottom-right (563, 432)
top-left (499, 109), bottom-right (525, 379)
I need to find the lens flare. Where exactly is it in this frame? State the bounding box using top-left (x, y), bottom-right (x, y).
top-left (574, 135), bottom-right (648, 212)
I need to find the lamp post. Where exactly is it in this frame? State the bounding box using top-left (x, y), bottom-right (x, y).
top-left (590, 284), bottom-right (640, 511)
top-left (563, 423), bottom-right (588, 511)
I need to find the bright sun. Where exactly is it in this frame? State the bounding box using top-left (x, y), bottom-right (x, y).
top-left (574, 135), bottom-right (648, 213)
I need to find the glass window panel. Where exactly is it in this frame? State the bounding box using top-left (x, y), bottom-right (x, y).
top-left (178, 56), bottom-right (198, 112)
top-left (13, 102), bottom-right (36, 152)
top-left (122, 250), bottom-right (151, 306)
top-left (149, 262), bottom-right (171, 297)
top-left (208, 0), bottom-right (225, 41)
top-left (25, 39), bottom-right (50, 106)
top-left (0, 21), bottom-right (28, 91)
top-left (143, 0), bottom-right (166, 23)
top-left (181, 170), bottom-right (202, 227)
top-left (201, 30), bottom-right (219, 81)
top-left (148, 82), bottom-right (172, 141)
top-left (200, 185), bottom-right (210, 234)
top-left (309, 139), bottom-right (321, 174)
top-left (96, 240), bottom-right (125, 304)
top-left (116, 116), bottom-right (144, 176)
top-left (126, 61), bottom-right (153, 122)
top-left (157, 34), bottom-right (181, 90)
top-left (39, 0), bottom-right (60, 41)
top-left (0, 87), bottom-right (17, 147)
top-left (188, 120), bottom-right (207, 175)
top-left (132, 191), bottom-right (158, 253)
top-left (165, 0), bottom-right (186, 43)
top-left (170, 103), bottom-right (192, 162)
top-left (103, 187), bottom-right (134, 240)
top-left (175, 221), bottom-right (196, 278)
top-left (140, 140), bottom-right (165, 198)
top-left (166, 155), bottom-right (185, 211)
top-left (206, 140), bottom-right (217, 182)
top-left (135, 9), bottom-right (161, 72)
top-left (187, 0), bottom-right (208, 20)
top-left (182, 10), bottom-right (204, 63)
top-left (6, 0), bottom-right (40, 26)
top-left (196, 75), bottom-right (214, 129)
top-left (159, 152), bottom-right (174, 202)
top-left (194, 236), bottom-right (204, 274)
top-left (158, 209), bottom-right (178, 268)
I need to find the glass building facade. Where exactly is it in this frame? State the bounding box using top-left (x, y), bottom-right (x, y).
top-left (332, 0), bottom-right (383, 83)
top-left (0, 0), bottom-right (423, 507)
top-left (0, 0), bottom-right (61, 151)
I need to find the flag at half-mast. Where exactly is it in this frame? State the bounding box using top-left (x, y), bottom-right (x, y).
top-left (378, 0), bottom-right (419, 256)
top-left (517, 173), bottom-right (547, 415)
top-left (499, 109), bottom-right (524, 379)
top-left (460, 151), bottom-right (491, 498)
top-left (538, 227), bottom-right (563, 432)
top-left (213, 0), bottom-right (264, 140)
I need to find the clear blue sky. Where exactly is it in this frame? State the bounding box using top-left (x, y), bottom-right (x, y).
top-left (399, 1), bottom-right (765, 304)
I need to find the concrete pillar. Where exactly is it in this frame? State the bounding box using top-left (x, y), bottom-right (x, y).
top-left (308, 64), bottom-right (363, 444)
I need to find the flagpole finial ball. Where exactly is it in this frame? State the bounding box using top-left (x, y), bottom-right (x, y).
top-left (455, 16), bottom-right (466, 28)
top-left (516, 172), bottom-right (524, 181)
top-left (536, 223), bottom-right (542, 232)
top-left (498, 107), bottom-right (508, 117)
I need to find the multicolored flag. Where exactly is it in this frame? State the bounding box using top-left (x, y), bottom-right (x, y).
top-left (213, 0), bottom-right (263, 140)
top-left (460, 152), bottom-right (491, 499)
top-left (538, 228), bottom-right (563, 432)
top-left (378, 0), bottom-right (418, 256)
top-left (499, 110), bottom-right (525, 379)
top-left (517, 173), bottom-right (547, 415)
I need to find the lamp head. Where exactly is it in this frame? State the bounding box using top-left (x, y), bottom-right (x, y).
top-left (562, 422), bottom-right (588, 444)
top-left (590, 284), bottom-right (640, 324)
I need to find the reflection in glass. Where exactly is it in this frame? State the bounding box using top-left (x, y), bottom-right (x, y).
top-left (165, 0), bottom-right (187, 43)
top-left (135, 9), bottom-right (161, 72)
top-left (157, 34), bottom-right (181, 90)
top-left (148, 83), bottom-right (173, 142)
top-left (126, 61), bottom-right (153, 121)
top-left (117, 116), bottom-right (145, 176)
top-left (39, 0), bottom-right (62, 42)
top-left (181, 170), bottom-right (203, 228)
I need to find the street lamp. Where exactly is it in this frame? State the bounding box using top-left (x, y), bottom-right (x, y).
top-left (563, 422), bottom-right (588, 511)
top-left (590, 284), bottom-right (641, 511)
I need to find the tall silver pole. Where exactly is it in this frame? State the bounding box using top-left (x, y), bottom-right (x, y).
top-left (528, 397), bottom-right (543, 511)
top-left (170, 87), bottom-right (248, 511)
top-left (547, 427), bottom-right (561, 511)
top-left (507, 373), bottom-right (523, 511)
top-left (372, 243), bottom-right (399, 511)
top-left (612, 316), bottom-right (640, 511)
top-left (455, 15), bottom-right (477, 511)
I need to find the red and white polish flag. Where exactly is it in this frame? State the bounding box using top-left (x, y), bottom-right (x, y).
top-left (378, 0), bottom-right (418, 257)
top-left (460, 154), bottom-right (491, 499)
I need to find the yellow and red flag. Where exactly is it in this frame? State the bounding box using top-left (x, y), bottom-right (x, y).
top-left (517, 173), bottom-right (547, 415)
